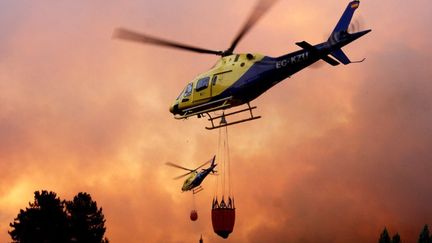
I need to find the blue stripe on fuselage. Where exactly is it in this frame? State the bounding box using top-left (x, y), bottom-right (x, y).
top-left (218, 56), bottom-right (279, 105)
top-left (219, 47), bottom-right (325, 105)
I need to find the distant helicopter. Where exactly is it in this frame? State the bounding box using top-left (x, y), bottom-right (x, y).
top-left (166, 156), bottom-right (217, 194)
top-left (114, 0), bottom-right (371, 129)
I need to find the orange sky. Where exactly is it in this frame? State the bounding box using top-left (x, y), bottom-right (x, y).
top-left (1, 0), bottom-right (432, 242)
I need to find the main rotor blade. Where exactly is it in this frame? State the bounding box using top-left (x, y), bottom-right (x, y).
top-left (166, 162), bottom-right (194, 172)
top-left (193, 158), bottom-right (212, 171)
top-left (113, 28), bottom-right (223, 56)
top-left (226, 0), bottom-right (278, 55)
top-left (173, 171), bottom-right (193, 180)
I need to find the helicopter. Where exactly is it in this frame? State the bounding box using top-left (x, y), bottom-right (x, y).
top-left (114, 0), bottom-right (371, 130)
top-left (166, 155), bottom-right (217, 194)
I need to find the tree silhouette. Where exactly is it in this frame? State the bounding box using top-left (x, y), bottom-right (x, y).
top-left (392, 233), bottom-right (401, 243)
top-left (9, 191), bottom-right (69, 243)
top-left (9, 190), bottom-right (108, 243)
top-left (379, 227), bottom-right (391, 243)
top-left (418, 224), bottom-right (431, 243)
top-left (66, 192), bottom-right (108, 243)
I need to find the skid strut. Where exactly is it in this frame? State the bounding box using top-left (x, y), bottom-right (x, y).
top-left (192, 186), bottom-right (204, 194)
top-left (205, 102), bottom-right (261, 130)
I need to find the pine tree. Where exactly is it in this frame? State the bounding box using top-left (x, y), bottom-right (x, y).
top-left (66, 192), bottom-right (108, 243)
top-left (9, 190), bottom-right (108, 243)
top-left (392, 233), bottom-right (401, 243)
top-left (9, 190), bottom-right (69, 243)
top-left (418, 224), bottom-right (431, 243)
top-left (379, 227), bottom-right (391, 243)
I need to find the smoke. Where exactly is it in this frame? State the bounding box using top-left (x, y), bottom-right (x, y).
top-left (1, 0), bottom-right (432, 242)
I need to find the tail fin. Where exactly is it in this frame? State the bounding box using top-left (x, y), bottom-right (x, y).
top-left (331, 0), bottom-right (360, 35)
top-left (327, 0), bottom-right (368, 65)
top-left (330, 48), bottom-right (351, 65)
top-left (330, 46), bottom-right (366, 65)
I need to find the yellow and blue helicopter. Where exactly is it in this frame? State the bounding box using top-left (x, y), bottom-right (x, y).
top-left (166, 156), bottom-right (217, 194)
top-left (114, 0), bottom-right (371, 129)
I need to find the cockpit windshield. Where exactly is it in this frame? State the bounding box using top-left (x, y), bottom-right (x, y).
top-left (184, 83), bottom-right (193, 97)
top-left (176, 83), bottom-right (193, 100)
top-left (176, 88), bottom-right (185, 100)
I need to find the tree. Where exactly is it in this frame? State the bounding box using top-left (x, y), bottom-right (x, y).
top-left (9, 190), bottom-right (108, 243)
top-left (392, 233), bottom-right (401, 243)
top-left (418, 224), bottom-right (431, 243)
top-left (9, 190), bottom-right (69, 243)
top-left (66, 192), bottom-right (108, 243)
top-left (379, 227), bottom-right (391, 243)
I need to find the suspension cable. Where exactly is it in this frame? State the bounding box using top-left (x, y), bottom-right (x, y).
top-left (226, 125), bottom-right (232, 197)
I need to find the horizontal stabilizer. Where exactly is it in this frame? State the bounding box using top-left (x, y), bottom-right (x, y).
top-left (296, 41), bottom-right (340, 66)
top-left (330, 49), bottom-right (351, 65)
top-left (296, 41), bottom-right (314, 50)
top-left (321, 55), bottom-right (340, 66)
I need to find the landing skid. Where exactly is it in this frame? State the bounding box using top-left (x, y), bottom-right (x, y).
top-left (205, 103), bottom-right (261, 130)
top-left (192, 186), bottom-right (204, 194)
top-left (174, 96), bottom-right (232, 120)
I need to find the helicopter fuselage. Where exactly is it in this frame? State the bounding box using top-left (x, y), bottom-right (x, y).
top-left (169, 29), bottom-right (370, 118)
top-left (182, 163), bottom-right (217, 192)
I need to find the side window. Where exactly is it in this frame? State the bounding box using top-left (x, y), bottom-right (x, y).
top-left (184, 83), bottom-right (193, 97)
top-left (195, 77), bottom-right (210, 92)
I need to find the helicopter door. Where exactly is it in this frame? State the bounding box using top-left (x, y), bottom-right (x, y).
top-left (193, 76), bottom-right (212, 102)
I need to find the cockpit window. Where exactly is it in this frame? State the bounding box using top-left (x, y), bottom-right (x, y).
top-left (184, 83), bottom-right (193, 97)
top-left (176, 88), bottom-right (185, 100)
top-left (195, 77), bottom-right (210, 92)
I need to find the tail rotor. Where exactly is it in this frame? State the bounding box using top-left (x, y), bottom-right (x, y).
top-left (348, 16), bottom-right (364, 34)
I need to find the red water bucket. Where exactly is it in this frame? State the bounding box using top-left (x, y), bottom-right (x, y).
top-left (190, 210), bottom-right (198, 221)
top-left (211, 197), bottom-right (235, 239)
